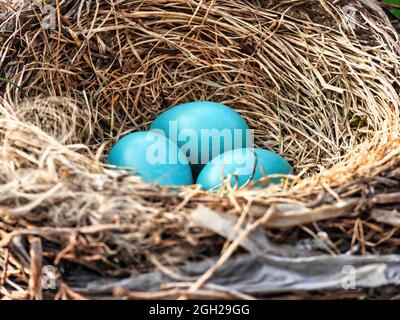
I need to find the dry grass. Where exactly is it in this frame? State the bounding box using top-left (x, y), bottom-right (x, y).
top-left (0, 0), bottom-right (399, 299)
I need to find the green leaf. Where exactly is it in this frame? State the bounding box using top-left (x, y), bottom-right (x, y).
top-left (382, 0), bottom-right (400, 5)
top-left (392, 9), bottom-right (400, 19)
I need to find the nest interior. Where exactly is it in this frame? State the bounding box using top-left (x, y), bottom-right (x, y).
top-left (0, 0), bottom-right (400, 299)
top-left (1, 0), bottom-right (398, 173)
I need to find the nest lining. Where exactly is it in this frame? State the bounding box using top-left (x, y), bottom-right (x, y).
top-left (1, 0), bottom-right (399, 177)
top-left (0, 0), bottom-right (400, 299)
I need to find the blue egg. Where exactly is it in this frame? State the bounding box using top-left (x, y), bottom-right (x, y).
top-left (150, 101), bottom-right (252, 176)
top-left (196, 148), bottom-right (293, 190)
top-left (107, 131), bottom-right (193, 186)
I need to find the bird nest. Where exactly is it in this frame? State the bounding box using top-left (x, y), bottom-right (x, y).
top-left (0, 0), bottom-right (400, 300)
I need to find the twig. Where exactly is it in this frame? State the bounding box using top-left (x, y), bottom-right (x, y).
top-left (181, 205), bottom-right (276, 299)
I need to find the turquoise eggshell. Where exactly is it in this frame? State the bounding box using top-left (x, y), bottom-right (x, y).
top-left (107, 131), bottom-right (193, 186)
top-left (150, 101), bottom-right (252, 176)
top-left (196, 148), bottom-right (293, 190)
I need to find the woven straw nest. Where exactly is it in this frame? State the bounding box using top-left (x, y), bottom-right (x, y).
top-left (0, 0), bottom-right (400, 299)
